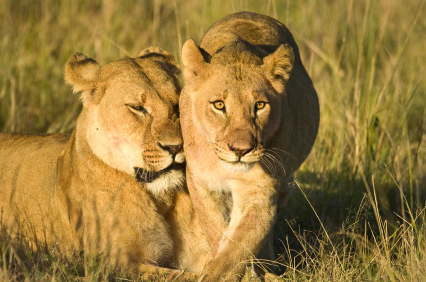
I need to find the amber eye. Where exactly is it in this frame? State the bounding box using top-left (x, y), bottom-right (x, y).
top-left (255, 102), bottom-right (266, 110)
top-left (213, 101), bottom-right (225, 111)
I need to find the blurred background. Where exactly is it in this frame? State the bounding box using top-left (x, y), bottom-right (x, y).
top-left (1, 0), bottom-right (425, 280)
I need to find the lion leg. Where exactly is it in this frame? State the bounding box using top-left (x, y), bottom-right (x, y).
top-left (255, 229), bottom-right (277, 275)
top-left (277, 174), bottom-right (294, 218)
top-left (251, 174), bottom-right (295, 277)
top-left (185, 168), bottom-right (229, 255)
top-left (253, 174), bottom-right (295, 276)
top-left (200, 175), bottom-right (278, 281)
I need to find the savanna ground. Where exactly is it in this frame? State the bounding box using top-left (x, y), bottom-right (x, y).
top-left (1, 0), bottom-right (426, 281)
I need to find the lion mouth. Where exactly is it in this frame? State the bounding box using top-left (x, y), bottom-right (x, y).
top-left (216, 153), bottom-right (258, 165)
top-left (134, 163), bottom-right (184, 183)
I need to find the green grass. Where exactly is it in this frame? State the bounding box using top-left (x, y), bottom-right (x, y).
top-left (1, 0), bottom-right (425, 280)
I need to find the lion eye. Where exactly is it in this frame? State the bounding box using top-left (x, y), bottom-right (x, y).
top-left (255, 102), bottom-right (266, 110)
top-left (128, 104), bottom-right (147, 114)
top-left (212, 101), bottom-right (225, 111)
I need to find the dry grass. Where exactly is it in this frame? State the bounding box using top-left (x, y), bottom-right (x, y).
top-left (0, 0), bottom-right (425, 280)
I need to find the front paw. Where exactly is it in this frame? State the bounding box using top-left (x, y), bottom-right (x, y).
top-left (138, 264), bottom-right (199, 281)
top-left (199, 260), bottom-right (245, 282)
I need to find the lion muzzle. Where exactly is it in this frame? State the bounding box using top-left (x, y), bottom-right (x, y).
top-left (134, 163), bottom-right (184, 183)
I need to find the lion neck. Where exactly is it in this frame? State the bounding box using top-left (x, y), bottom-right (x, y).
top-left (57, 109), bottom-right (176, 215)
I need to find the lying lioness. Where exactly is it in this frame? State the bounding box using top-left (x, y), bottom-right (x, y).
top-left (0, 48), bottom-right (209, 276)
top-left (180, 12), bottom-right (320, 280)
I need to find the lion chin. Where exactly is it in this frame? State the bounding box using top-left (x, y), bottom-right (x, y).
top-left (215, 156), bottom-right (255, 173)
top-left (135, 163), bottom-right (186, 194)
top-left (227, 161), bottom-right (254, 173)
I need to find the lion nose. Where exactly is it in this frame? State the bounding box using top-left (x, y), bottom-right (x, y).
top-left (228, 143), bottom-right (255, 157)
top-left (158, 142), bottom-right (183, 157)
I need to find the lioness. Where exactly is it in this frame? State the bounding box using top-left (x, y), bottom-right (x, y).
top-left (0, 48), bottom-right (209, 276)
top-left (180, 12), bottom-right (319, 280)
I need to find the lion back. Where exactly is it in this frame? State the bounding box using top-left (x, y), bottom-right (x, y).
top-left (0, 133), bottom-right (69, 246)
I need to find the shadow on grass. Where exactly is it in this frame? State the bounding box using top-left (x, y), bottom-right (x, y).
top-left (274, 168), bottom-right (426, 275)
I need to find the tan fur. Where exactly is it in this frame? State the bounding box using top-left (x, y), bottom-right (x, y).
top-left (0, 48), bottom-right (209, 276)
top-left (180, 12), bottom-right (319, 280)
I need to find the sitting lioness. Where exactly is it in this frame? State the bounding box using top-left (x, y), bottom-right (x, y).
top-left (0, 48), bottom-right (209, 276)
top-left (180, 12), bottom-right (320, 280)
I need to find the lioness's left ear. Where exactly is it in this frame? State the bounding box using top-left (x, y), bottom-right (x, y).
top-left (263, 44), bottom-right (295, 93)
top-left (138, 46), bottom-right (181, 76)
top-left (138, 46), bottom-right (181, 88)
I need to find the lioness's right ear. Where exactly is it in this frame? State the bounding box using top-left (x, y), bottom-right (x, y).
top-left (64, 52), bottom-right (100, 105)
top-left (181, 39), bottom-right (207, 81)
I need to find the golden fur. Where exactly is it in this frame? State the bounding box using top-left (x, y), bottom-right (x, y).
top-left (0, 48), bottom-right (209, 277)
top-left (180, 12), bottom-right (320, 280)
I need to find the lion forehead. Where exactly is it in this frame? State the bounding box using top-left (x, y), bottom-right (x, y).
top-left (200, 67), bottom-right (271, 98)
top-left (98, 72), bottom-right (179, 109)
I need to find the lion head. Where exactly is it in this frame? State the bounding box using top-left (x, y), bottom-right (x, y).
top-left (181, 38), bottom-right (295, 172)
top-left (64, 48), bottom-right (184, 193)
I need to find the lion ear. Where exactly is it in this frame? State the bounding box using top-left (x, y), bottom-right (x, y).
top-left (64, 52), bottom-right (100, 105)
top-left (181, 39), bottom-right (208, 82)
top-left (263, 44), bottom-right (295, 93)
top-left (138, 46), bottom-right (181, 77)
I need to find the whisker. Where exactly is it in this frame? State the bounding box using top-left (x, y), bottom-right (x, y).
top-left (263, 153), bottom-right (286, 175)
top-left (261, 155), bottom-right (274, 175)
top-left (265, 153), bottom-right (285, 171)
top-left (263, 154), bottom-right (277, 174)
top-left (266, 158), bottom-right (276, 175)
top-left (265, 149), bottom-right (284, 164)
top-left (269, 147), bottom-right (294, 159)
top-left (260, 158), bottom-right (274, 175)
top-left (259, 159), bottom-right (270, 174)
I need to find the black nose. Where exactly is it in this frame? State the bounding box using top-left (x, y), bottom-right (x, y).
top-left (158, 142), bottom-right (183, 157)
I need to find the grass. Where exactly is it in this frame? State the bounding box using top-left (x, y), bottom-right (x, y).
top-left (1, 0), bottom-right (425, 280)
